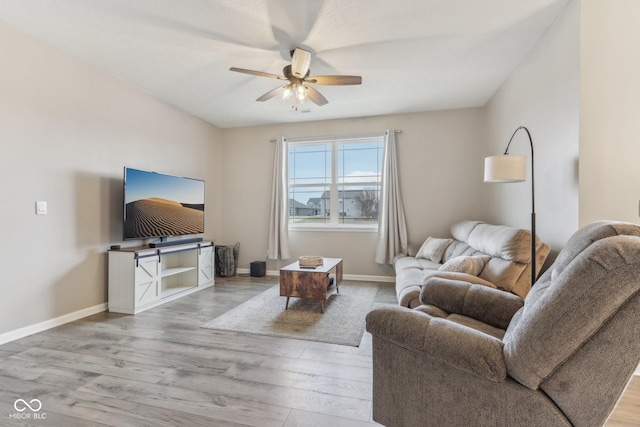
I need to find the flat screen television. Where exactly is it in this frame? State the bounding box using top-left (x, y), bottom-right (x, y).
top-left (123, 167), bottom-right (205, 240)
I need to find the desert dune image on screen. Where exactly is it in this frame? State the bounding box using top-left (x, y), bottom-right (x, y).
top-left (124, 168), bottom-right (204, 239)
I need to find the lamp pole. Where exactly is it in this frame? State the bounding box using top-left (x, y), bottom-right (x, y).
top-left (503, 126), bottom-right (536, 286)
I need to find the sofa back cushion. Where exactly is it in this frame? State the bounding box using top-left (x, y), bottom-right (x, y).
top-left (444, 220), bottom-right (549, 297)
top-left (443, 240), bottom-right (480, 260)
top-left (450, 220), bottom-right (483, 242)
top-left (479, 258), bottom-right (527, 292)
top-left (467, 223), bottom-right (534, 262)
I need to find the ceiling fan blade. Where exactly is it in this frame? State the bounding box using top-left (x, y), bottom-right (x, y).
top-left (307, 75), bottom-right (362, 85)
top-left (291, 48), bottom-right (312, 78)
top-left (230, 67), bottom-right (286, 80)
top-left (305, 85), bottom-right (328, 106)
top-left (257, 86), bottom-right (286, 102)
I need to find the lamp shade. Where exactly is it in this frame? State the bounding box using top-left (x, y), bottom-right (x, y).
top-left (484, 154), bottom-right (527, 183)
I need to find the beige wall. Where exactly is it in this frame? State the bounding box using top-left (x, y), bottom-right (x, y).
top-left (484, 0), bottom-right (580, 257)
top-left (220, 109), bottom-right (486, 277)
top-left (579, 0), bottom-right (640, 226)
top-left (0, 22), bottom-right (222, 336)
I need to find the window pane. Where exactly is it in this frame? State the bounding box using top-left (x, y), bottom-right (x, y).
top-left (288, 185), bottom-right (330, 224)
top-left (338, 141), bottom-right (383, 185)
top-left (337, 185), bottom-right (380, 224)
top-left (289, 144), bottom-right (330, 186)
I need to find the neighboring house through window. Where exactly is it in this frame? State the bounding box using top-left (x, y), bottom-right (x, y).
top-left (287, 132), bottom-right (384, 230)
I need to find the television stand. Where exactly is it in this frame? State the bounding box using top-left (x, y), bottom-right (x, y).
top-left (149, 237), bottom-right (203, 248)
top-left (108, 241), bottom-right (214, 314)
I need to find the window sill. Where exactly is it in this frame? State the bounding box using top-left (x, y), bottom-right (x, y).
top-left (289, 224), bottom-right (378, 233)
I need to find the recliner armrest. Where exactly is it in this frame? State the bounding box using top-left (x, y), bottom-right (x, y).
top-left (420, 276), bottom-right (524, 329)
top-left (365, 306), bottom-right (507, 383)
top-left (422, 270), bottom-right (497, 288)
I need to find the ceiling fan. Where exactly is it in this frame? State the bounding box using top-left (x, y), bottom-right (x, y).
top-left (230, 48), bottom-right (362, 110)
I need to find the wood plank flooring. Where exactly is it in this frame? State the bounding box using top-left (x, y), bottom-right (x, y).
top-left (0, 275), bottom-right (637, 426)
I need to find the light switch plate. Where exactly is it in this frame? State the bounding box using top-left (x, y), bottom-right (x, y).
top-left (36, 201), bottom-right (47, 215)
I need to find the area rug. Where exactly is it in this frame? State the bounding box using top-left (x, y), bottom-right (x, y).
top-left (201, 282), bottom-right (379, 347)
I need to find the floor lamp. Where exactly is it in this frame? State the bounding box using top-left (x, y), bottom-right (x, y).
top-left (484, 126), bottom-right (537, 287)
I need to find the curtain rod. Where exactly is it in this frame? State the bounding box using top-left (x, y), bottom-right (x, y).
top-left (270, 129), bottom-right (401, 142)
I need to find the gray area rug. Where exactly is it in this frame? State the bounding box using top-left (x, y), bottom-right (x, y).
top-left (201, 282), bottom-right (379, 347)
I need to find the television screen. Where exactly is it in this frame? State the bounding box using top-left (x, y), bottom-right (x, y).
top-left (123, 167), bottom-right (205, 240)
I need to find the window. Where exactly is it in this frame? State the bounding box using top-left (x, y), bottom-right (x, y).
top-left (287, 133), bottom-right (384, 229)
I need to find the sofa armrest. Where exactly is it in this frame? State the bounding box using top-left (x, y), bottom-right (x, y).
top-left (365, 306), bottom-right (506, 383)
top-left (420, 277), bottom-right (524, 329)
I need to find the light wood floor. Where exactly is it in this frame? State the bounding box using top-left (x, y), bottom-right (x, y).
top-left (0, 275), bottom-right (637, 426)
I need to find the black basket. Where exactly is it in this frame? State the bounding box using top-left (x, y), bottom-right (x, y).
top-left (215, 242), bottom-right (239, 277)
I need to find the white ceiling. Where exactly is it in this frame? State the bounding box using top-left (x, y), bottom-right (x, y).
top-left (0, 0), bottom-right (570, 128)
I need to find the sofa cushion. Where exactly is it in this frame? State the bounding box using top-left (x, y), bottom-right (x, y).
top-left (442, 240), bottom-right (482, 262)
top-left (480, 258), bottom-right (527, 293)
top-left (467, 223), bottom-right (533, 263)
top-left (415, 237), bottom-right (453, 262)
top-left (394, 256), bottom-right (441, 272)
top-left (439, 255), bottom-right (490, 276)
top-left (450, 220), bottom-right (483, 242)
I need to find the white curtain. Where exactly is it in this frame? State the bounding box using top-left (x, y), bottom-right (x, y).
top-left (267, 137), bottom-right (290, 260)
top-left (375, 130), bottom-right (408, 264)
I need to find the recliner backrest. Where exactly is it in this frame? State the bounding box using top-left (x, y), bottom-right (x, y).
top-left (503, 221), bottom-right (640, 395)
top-left (538, 220), bottom-right (640, 284)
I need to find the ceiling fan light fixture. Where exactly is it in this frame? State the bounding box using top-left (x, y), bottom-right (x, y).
top-left (281, 84), bottom-right (307, 109)
top-left (296, 84), bottom-right (307, 101)
top-left (281, 83), bottom-right (307, 111)
top-left (291, 48), bottom-right (311, 78)
top-left (282, 85), bottom-right (292, 100)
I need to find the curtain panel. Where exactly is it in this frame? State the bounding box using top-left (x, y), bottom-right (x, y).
top-left (267, 137), bottom-right (290, 260)
top-left (375, 130), bottom-right (408, 264)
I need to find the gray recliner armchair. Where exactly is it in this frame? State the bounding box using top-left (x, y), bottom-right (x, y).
top-left (366, 221), bottom-right (640, 427)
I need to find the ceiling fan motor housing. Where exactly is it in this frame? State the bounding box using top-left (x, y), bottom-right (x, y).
top-left (291, 48), bottom-right (312, 78)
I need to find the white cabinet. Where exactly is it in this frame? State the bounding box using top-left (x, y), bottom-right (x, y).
top-left (134, 255), bottom-right (161, 306)
top-left (108, 241), bottom-right (214, 314)
top-left (198, 245), bottom-right (214, 285)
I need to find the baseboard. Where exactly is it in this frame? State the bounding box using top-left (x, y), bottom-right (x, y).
top-left (0, 303), bottom-right (108, 345)
top-left (343, 274), bottom-right (396, 283)
top-left (235, 268), bottom-right (395, 283)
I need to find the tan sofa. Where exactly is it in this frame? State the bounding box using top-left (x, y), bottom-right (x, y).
top-left (394, 220), bottom-right (550, 307)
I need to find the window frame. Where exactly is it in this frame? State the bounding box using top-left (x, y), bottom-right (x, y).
top-left (286, 132), bottom-right (385, 232)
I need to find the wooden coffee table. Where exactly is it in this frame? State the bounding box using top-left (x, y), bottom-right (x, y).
top-left (279, 258), bottom-right (343, 313)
